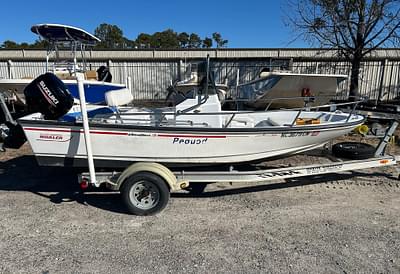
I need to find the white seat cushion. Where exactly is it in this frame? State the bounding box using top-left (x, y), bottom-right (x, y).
top-left (105, 88), bottom-right (133, 106)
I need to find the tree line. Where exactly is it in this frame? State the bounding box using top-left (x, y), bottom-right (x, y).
top-left (0, 23), bottom-right (228, 49)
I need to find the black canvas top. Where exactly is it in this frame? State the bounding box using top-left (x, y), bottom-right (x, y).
top-left (31, 24), bottom-right (101, 44)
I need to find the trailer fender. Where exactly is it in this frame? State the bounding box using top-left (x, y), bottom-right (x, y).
top-left (115, 162), bottom-right (188, 191)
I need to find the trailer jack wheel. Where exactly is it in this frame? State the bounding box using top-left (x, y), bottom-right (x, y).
top-left (187, 182), bottom-right (208, 194)
top-left (121, 172), bottom-right (170, 216)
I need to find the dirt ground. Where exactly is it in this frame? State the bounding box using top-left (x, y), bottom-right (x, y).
top-left (0, 139), bottom-right (400, 273)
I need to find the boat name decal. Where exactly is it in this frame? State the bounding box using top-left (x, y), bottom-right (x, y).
top-left (38, 80), bottom-right (59, 106)
top-left (172, 137), bottom-right (208, 145)
top-left (281, 131), bottom-right (320, 138)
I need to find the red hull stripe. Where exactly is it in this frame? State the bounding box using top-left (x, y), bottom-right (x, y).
top-left (157, 134), bottom-right (226, 138)
top-left (24, 127), bottom-right (128, 136)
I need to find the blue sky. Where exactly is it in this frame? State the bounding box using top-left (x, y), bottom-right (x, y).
top-left (0, 0), bottom-right (308, 48)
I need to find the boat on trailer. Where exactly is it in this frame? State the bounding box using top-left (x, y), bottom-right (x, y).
top-left (2, 72), bottom-right (399, 216)
top-left (14, 72), bottom-right (365, 167)
top-left (20, 102), bottom-right (365, 167)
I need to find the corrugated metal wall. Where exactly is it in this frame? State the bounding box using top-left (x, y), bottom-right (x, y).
top-left (1, 49), bottom-right (400, 101)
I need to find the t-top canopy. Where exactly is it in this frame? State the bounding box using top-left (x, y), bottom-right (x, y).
top-left (31, 24), bottom-right (101, 45)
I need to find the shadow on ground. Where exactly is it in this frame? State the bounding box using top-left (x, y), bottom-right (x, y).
top-left (0, 155), bottom-right (397, 214)
top-left (0, 155), bottom-right (128, 214)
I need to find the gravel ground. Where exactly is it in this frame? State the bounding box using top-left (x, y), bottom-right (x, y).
top-left (0, 140), bottom-right (400, 273)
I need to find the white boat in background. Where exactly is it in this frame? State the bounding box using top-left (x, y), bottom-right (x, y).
top-left (238, 70), bottom-right (348, 109)
top-left (0, 24), bottom-right (127, 106)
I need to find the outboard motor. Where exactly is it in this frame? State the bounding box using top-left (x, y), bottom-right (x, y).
top-left (1, 73), bottom-right (73, 151)
top-left (24, 73), bottom-right (74, 120)
top-left (97, 66), bottom-right (112, 82)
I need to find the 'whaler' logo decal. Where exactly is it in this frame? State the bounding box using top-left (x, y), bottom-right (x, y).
top-left (38, 80), bottom-right (59, 107)
top-left (37, 133), bottom-right (72, 142)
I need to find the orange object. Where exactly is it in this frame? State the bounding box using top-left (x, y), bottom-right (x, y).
top-left (296, 118), bottom-right (305, 125)
top-left (296, 118), bottom-right (320, 125)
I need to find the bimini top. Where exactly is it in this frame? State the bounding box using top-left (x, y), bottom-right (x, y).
top-left (31, 23), bottom-right (101, 45)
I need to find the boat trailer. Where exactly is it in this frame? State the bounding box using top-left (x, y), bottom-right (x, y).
top-left (79, 152), bottom-right (399, 215)
top-left (79, 118), bottom-right (400, 216)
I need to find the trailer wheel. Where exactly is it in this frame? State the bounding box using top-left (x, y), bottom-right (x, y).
top-left (332, 142), bottom-right (375, 160)
top-left (120, 172), bottom-right (170, 216)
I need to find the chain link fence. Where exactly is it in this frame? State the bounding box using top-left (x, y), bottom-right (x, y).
top-left (1, 59), bottom-right (399, 102)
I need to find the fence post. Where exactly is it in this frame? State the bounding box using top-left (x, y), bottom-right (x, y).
top-left (178, 59), bottom-right (183, 81)
top-left (288, 58), bottom-right (293, 71)
top-left (377, 59), bottom-right (387, 103)
top-left (127, 76), bottom-right (132, 94)
top-left (7, 60), bottom-right (14, 79)
top-left (107, 59), bottom-right (113, 81)
top-left (123, 61), bottom-right (128, 86)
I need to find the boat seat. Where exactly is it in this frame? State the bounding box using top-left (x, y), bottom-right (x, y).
top-left (105, 88), bottom-right (133, 107)
top-left (61, 107), bottom-right (115, 122)
top-left (84, 70), bottom-right (97, 80)
top-left (55, 72), bottom-right (73, 80)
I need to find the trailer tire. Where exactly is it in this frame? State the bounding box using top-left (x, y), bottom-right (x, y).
top-left (332, 142), bottom-right (375, 160)
top-left (120, 172), bottom-right (170, 216)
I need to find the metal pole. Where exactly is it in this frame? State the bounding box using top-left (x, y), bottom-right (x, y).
top-left (377, 59), bottom-right (387, 104)
top-left (7, 60), bottom-right (13, 79)
top-left (0, 93), bottom-right (15, 124)
top-left (236, 68), bottom-right (240, 110)
top-left (235, 68), bottom-right (240, 95)
top-left (127, 76), bottom-right (132, 94)
top-left (76, 73), bottom-right (97, 186)
top-left (205, 55), bottom-right (209, 98)
top-left (124, 62), bottom-right (128, 86)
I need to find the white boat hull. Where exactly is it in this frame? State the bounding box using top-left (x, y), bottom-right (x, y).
top-left (239, 72), bottom-right (348, 109)
top-left (20, 119), bottom-right (362, 167)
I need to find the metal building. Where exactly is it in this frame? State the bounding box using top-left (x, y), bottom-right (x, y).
top-left (0, 48), bottom-right (399, 101)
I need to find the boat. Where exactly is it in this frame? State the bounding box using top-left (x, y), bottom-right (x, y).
top-left (237, 70), bottom-right (348, 109)
top-left (11, 72), bottom-right (365, 168)
top-left (0, 24), bottom-right (127, 106)
top-left (166, 61), bottom-right (228, 105)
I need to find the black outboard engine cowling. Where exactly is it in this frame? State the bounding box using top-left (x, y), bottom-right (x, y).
top-left (24, 73), bottom-right (74, 120)
top-left (97, 66), bottom-right (112, 82)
